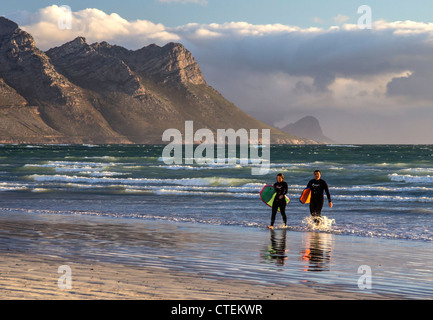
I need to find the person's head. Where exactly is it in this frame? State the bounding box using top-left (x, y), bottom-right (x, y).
top-left (313, 170), bottom-right (321, 180)
top-left (276, 173), bottom-right (284, 182)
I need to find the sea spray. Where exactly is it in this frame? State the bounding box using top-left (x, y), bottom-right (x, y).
top-left (302, 215), bottom-right (336, 232)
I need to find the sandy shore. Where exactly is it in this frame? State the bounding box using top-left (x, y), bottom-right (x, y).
top-left (0, 211), bottom-right (429, 300)
top-left (0, 251), bottom-right (394, 300)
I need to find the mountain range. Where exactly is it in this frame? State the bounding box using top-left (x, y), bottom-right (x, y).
top-left (0, 17), bottom-right (316, 145)
top-left (280, 116), bottom-right (334, 144)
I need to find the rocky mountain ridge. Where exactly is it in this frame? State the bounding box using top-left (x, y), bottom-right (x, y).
top-left (0, 17), bottom-right (314, 144)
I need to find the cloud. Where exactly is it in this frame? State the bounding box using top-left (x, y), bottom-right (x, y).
top-left (177, 20), bottom-right (432, 94)
top-left (171, 20), bottom-right (433, 142)
top-left (7, 6), bottom-right (433, 143)
top-left (11, 5), bottom-right (180, 49)
top-left (332, 14), bottom-right (350, 24)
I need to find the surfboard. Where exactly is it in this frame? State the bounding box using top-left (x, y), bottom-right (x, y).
top-left (259, 185), bottom-right (290, 211)
top-left (299, 188), bottom-right (311, 204)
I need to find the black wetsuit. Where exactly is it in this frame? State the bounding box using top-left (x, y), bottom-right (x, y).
top-left (306, 179), bottom-right (331, 222)
top-left (270, 181), bottom-right (288, 226)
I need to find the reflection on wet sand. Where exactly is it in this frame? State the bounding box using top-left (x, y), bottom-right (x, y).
top-left (260, 229), bottom-right (288, 266)
top-left (300, 232), bottom-right (332, 272)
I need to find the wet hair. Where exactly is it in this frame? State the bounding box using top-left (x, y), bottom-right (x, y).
top-left (314, 170), bottom-right (321, 174)
top-left (276, 173), bottom-right (284, 181)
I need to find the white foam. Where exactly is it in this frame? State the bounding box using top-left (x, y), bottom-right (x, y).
top-left (389, 173), bottom-right (433, 183)
top-left (332, 185), bottom-right (433, 192)
top-left (0, 185), bottom-right (28, 191)
top-left (24, 160), bottom-right (116, 168)
top-left (55, 166), bottom-right (105, 173)
top-left (81, 171), bottom-right (127, 177)
top-left (151, 188), bottom-right (257, 198)
top-left (83, 156), bottom-right (120, 161)
top-left (326, 144), bottom-right (360, 148)
top-left (26, 174), bottom-right (255, 187)
top-left (301, 215), bottom-right (336, 231)
top-left (31, 188), bottom-right (52, 193)
top-left (150, 163), bottom-right (242, 170)
top-left (400, 168), bottom-right (433, 173)
top-left (335, 194), bottom-right (433, 203)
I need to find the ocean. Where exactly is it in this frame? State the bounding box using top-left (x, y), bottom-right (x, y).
top-left (1, 143), bottom-right (433, 299)
top-left (0, 144), bottom-right (432, 241)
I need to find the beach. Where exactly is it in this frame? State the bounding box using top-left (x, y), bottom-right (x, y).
top-left (0, 209), bottom-right (428, 300)
top-left (0, 144), bottom-right (433, 300)
top-left (1, 0), bottom-right (433, 304)
top-left (0, 251), bottom-right (384, 300)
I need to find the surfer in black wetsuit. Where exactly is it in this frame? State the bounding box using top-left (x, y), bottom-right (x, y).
top-left (268, 173), bottom-right (288, 230)
top-left (306, 170), bottom-right (333, 224)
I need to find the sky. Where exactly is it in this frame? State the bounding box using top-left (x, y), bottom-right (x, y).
top-left (2, 1), bottom-right (433, 144)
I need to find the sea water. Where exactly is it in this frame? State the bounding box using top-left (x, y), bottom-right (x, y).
top-left (1, 144), bottom-right (433, 298)
top-left (0, 144), bottom-right (432, 242)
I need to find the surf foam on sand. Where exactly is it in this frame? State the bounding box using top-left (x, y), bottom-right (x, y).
top-left (302, 215), bottom-right (336, 231)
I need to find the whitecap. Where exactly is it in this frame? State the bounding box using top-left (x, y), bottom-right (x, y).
top-left (389, 173), bottom-right (433, 183)
top-left (326, 144), bottom-right (360, 148)
top-left (25, 174), bottom-right (256, 187)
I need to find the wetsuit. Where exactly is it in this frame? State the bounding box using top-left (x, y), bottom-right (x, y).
top-left (270, 181), bottom-right (288, 226)
top-left (306, 179), bottom-right (331, 223)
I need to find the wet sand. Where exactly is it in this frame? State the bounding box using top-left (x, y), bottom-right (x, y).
top-left (0, 251), bottom-right (393, 300)
top-left (0, 211), bottom-right (430, 300)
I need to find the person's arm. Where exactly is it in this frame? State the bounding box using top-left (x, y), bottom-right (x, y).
top-left (323, 180), bottom-right (333, 207)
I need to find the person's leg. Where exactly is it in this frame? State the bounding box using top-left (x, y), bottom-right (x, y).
top-left (311, 211), bottom-right (320, 224)
top-left (270, 200), bottom-right (279, 227)
top-left (309, 198), bottom-right (324, 224)
top-left (279, 200), bottom-right (287, 226)
top-left (309, 201), bottom-right (316, 216)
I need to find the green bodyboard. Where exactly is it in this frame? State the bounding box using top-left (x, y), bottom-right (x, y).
top-left (259, 185), bottom-right (290, 212)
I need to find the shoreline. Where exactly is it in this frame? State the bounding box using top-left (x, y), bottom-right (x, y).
top-left (0, 211), bottom-right (431, 299)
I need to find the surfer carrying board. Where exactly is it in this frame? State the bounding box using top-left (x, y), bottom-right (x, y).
top-left (268, 173), bottom-right (288, 230)
top-left (306, 170), bottom-right (333, 224)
